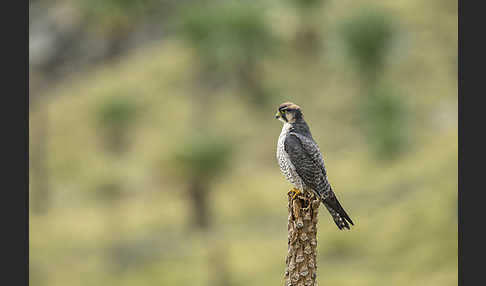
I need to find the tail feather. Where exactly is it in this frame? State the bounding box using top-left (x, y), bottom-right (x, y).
top-left (320, 189), bottom-right (354, 230)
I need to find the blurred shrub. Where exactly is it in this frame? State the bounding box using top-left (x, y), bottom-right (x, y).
top-left (93, 177), bottom-right (126, 244)
top-left (179, 1), bottom-right (273, 72)
top-left (289, 0), bottom-right (324, 9)
top-left (78, 0), bottom-right (176, 58)
top-left (179, 1), bottom-right (275, 107)
top-left (171, 133), bottom-right (233, 229)
top-left (172, 135), bottom-right (233, 181)
top-left (80, 0), bottom-right (164, 32)
top-left (95, 95), bottom-right (140, 154)
top-left (361, 84), bottom-right (408, 160)
top-left (288, 0), bottom-right (326, 54)
top-left (340, 8), bottom-right (395, 81)
top-left (339, 8), bottom-right (407, 160)
top-left (96, 179), bottom-right (124, 205)
top-left (106, 237), bottom-right (161, 274)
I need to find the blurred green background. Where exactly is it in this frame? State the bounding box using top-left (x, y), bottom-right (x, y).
top-left (29, 0), bottom-right (457, 285)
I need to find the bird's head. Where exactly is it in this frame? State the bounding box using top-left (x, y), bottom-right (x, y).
top-left (275, 102), bottom-right (303, 124)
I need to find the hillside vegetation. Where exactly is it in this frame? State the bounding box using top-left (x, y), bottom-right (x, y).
top-left (29, 0), bottom-right (457, 285)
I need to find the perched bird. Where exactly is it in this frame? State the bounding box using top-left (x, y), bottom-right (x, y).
top-left (275, 102), bottom-right (354, 230)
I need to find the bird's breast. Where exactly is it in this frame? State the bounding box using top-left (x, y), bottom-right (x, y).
top-left (276, 123), bottom-right (291, 166)
top-left (276, 123), bottom-right (301, 186)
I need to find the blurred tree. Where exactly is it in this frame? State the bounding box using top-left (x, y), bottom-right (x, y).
top-left (97, 179), bottom-right (124, 206)
top-left (179, 1), bottom-right (276, 108)
top-left (289, 0), bottom-right (326, 56)
top-left (339, 8), bottom-right (408, 160)
top-left (96, 178), bottom-right (125, 231)
top-left (95, 178), bottom-right (130, 273)
top-left (171, 133), bottom-right (233, 229)
top-left (361, 84), bottom-right (408, 160)
top-left (29, 0), bottom-right (184, 97)
top-left (95, 95), bottom-right (140, 155)
top-left (340, 8), bottom-right (395, 83)
top-left (106, 237), bottom-right (162, 275)
top-left (79, 0), bottom-right (168, 59)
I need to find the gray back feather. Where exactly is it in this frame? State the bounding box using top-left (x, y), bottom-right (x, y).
top-left (284, 130), bottom-right (329, 194)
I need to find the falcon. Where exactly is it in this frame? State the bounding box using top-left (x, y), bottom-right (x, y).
top-left (275, 102), bottom-right (354, 230)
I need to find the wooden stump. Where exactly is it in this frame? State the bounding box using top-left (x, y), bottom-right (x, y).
top-left (284, 190), bottom-right (320, 286)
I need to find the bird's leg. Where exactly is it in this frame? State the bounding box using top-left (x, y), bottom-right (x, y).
top-left (288, 187), bottom-right (302, 200)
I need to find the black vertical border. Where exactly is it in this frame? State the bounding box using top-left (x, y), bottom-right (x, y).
top-left (1, 0), bottom-right (29, 285)
top-left (458, 0), bottom-right (486, 285)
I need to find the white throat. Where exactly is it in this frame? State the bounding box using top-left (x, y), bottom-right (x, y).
top-left (279, 122), bottom-right (292, 138)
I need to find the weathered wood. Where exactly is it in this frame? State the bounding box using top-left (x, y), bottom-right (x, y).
top-left (284, 190), bottom-right (320, 286)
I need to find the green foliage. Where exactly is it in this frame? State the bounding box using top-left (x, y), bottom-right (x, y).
top-left (178, 1), bottom-right (275, 106)
top-left (171, 134), bottom-right (234, 181)
top-left (340, 8), bottom-right (395, 79)
top-left (95, 95), bottom-right (140, 153)
top-left (96, 179), bottom-right (124, 204)
top-left (80, 0), bottom-right (162, 32)
top-left (339, 8), bottom-right (405, 160)
top-left (361, 84), bottom-right (408, 160)
top-left (96, 95), bottom-right (139, 130)
top-left (179, 1), bottom-right (274, 67)
top-left (289, 0), bottom-right (324, 10)
top-left (170, 133), bottom-right (234, 229)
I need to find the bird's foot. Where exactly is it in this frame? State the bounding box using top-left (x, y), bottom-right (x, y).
top-left (288, 188), bottom-right (302, 200)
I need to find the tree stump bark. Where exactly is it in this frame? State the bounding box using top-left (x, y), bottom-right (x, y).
top-left (284, 190), bottom-right (320, 286)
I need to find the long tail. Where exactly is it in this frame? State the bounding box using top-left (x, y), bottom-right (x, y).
top-left (319, 187), bottom-right (354, 230)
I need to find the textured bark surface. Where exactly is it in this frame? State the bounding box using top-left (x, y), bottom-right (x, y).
top-left (284, 190), bottom-right (320, 286)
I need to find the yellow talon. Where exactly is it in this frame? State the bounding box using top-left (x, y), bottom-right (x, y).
top-left (288, 188), bottom-right (302, 199)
